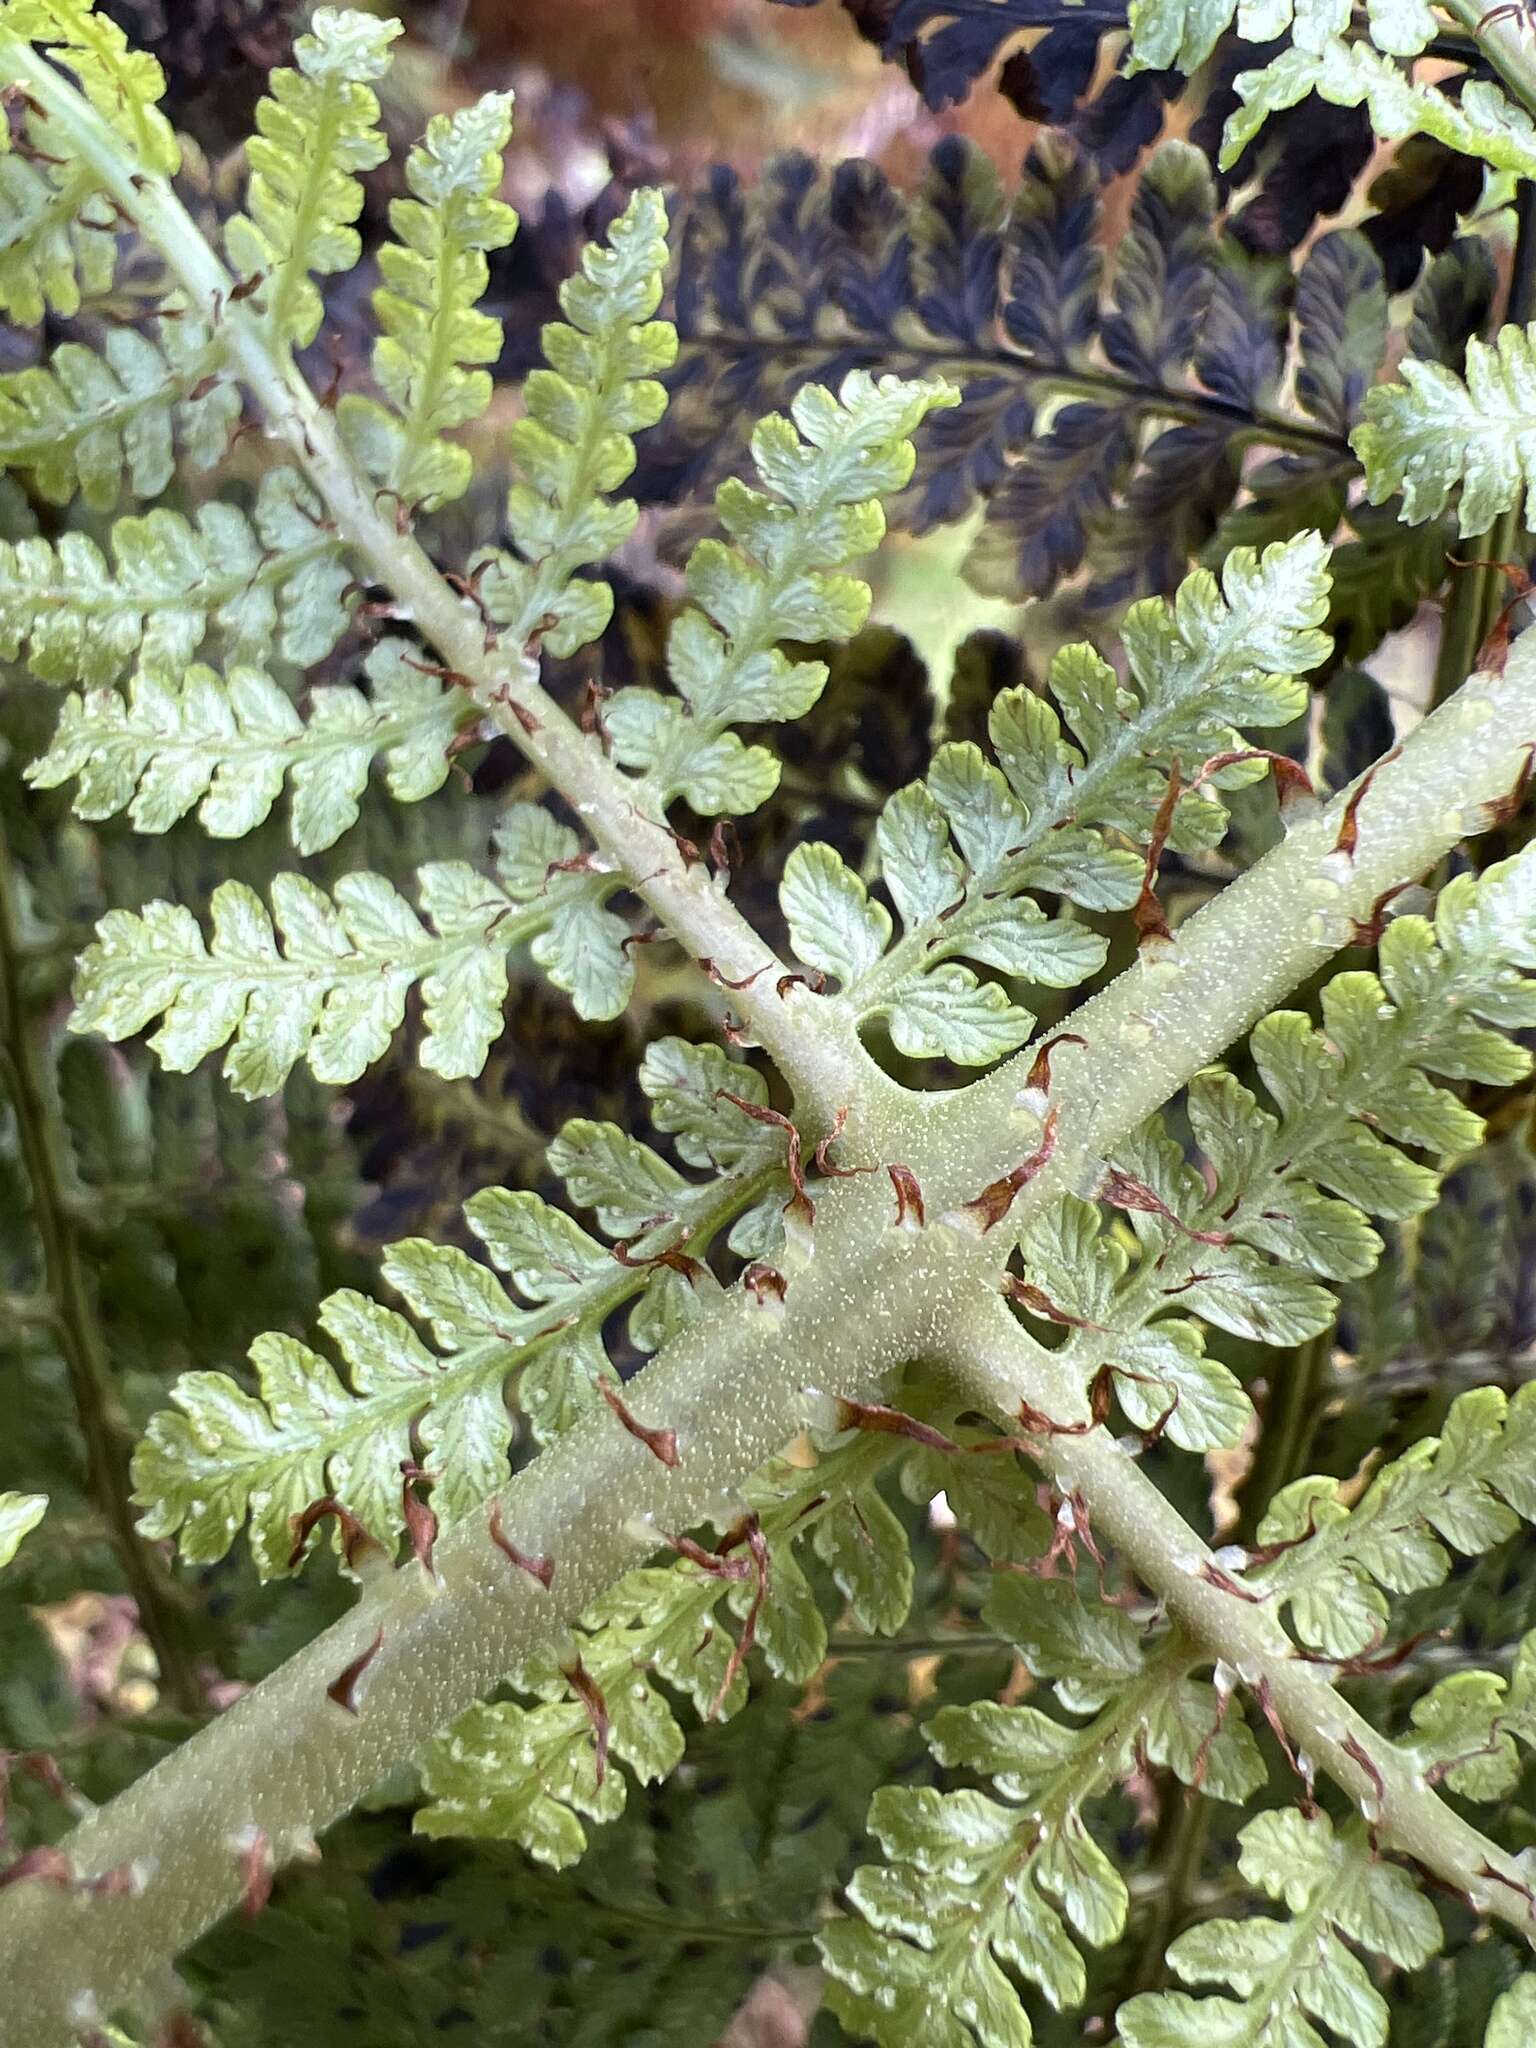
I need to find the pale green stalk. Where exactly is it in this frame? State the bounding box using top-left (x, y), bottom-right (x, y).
top-left (8, 26), bottom-right (1536, 2044)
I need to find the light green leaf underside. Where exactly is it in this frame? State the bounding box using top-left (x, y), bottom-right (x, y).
top-left (0, 465), bottom-right (351, 685)
top-left (821, 1580), bottom-right (1262, 2048)
top-left (1016, 844), bottom-right (1536, 1456)
top-left (0, 1490), bottom-right (47, 1570)
top-left (1117, 1808), bottom-right (1440, 2048)
top-left (783, 531), bottom-right (1331, 1066)
top-left (471, 186), bottom-right (675, 661)
top-left (131, 1038), bottom-right (782, 1574)
top-left (417, 1425), bottom-right (931, 1867)
top-left (605, 368), bottom-right (959, 816)
top-left (0, 316), bottom-right (236, 510)
top-left (1355, 321), bottom-right (1536, 537)
top-left (28, 639), bottom-right (459, 854)
top-left (224, 6), bottom-right (402, 349)
top-left (70, 800), bottom-right (644, 1096)
top-left (339, 90), bottom-right (519, 510)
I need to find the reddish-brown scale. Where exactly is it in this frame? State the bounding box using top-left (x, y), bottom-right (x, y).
top-left (488, 1501), bottom-right (555, 1589)
top-left (709, 1516), bottom-right (769, 1720)
top-left (563, 1657), bottom-right (611, 1786)
top-left (1132, 762), bottom-right (1182, 947)
top-left (834, 1398), bottom-right (960, 1454)
top-left (325, 1629), bottom-right (385, 1716)
top-left (287, 1496), bottom-right (381, 1573)
top-left (887, 1163), bottom-right (926, 1227)
top-left (961, 1109), bottom-right (1060, 1231)
top-left (400, 1461), bottom-right (438, 1579)
top-left (599, 1378), bottom-right (680, 1467)
top-left (1332, 745), bottom-right (1402, 864)
top-left (1098, 1167), bottom-right (1233, 1246)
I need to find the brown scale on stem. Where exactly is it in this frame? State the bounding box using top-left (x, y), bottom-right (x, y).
top-left (1332, 745), bottom-right (1402, 864)
top-left (834, 1398), bottom-right (961, 1454)
top-left (960, 1109), bottom-right (1059, 1231)
top-left (599, 1377), bottom-right (680, 1467)
top-left (488, 1501), bottom-right (554, 1589)
top-left (287, 1496), bottom-right (382, 1574)
top-left (1098, 1166), bottom-right (1233, 1246)
top-left (326, 1629), bottom-right (385, 1716)
top-left (399, 1461), bottom-right (438, 1579)
top-left (563, 1656), bottom-right (612, 1785)
top-left (887, 1163), bottom-right (925, 1227)
top-left (708, 1515), bottom-right (769, 1720)
top-left (717, 1091), bottom-right (814, 1228)
top-left (1132, 761), bottom-right (1182, 947)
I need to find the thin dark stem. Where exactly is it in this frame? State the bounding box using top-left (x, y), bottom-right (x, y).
top-left (1433, 178), bottom-right (1536, 707)
top-left (0, 826), bottom-right (203, 1713)
top-left (679, 337), bottom-right (1350, 464)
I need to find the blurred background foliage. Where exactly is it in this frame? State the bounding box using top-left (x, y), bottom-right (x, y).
top-left (6, 2), bottom-right (1536, 2043)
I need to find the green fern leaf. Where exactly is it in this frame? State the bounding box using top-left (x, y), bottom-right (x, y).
top-left (783, 532), bottom-right (1331, 1065)
top-left (605, 369), bottom-right (958, 816)
top-left (3, 0), bottom-right (178, 173)
top-left (28, 640), bottom-right (459, 853)
top-left (0, 155), bottom-right (117, 324)
top-left (1116, 1809), bottom-right (1441, 2048)
top-left (224, 6), bottom-right (401, 349)
top-left (0, 465), bottom-right (350, 684)
top-left (339, 92), bottom-right (519, 510)
top-left (69, 815), bottom-right (638, 1097)
top-left (1127, 0), bottom-right (1436, 75)
top-left (1220, 39), bottom-right (1536, 188)
top-left (417, 1429), bottom-right (909, 1866)
top-left (1488, 1977), bottom-right (1536, 2047)
top-left (1354, 322), bottom-right (1536, 536)
top-left (0, 1490), bottom-right (47, 1570)
top-left (1009, 843), bottom-right (1536, 1455)
top-left (1255, 1382), bottom-right (1536, 1657)
top-left (822, 1581), bottom-right (1262, 2048)
top-left (0, 317), bottom-right (236, 510)
top-left (131, 1043), bottom-right (784, 1573)
top-left (471, 186), bottom-right (674, 659)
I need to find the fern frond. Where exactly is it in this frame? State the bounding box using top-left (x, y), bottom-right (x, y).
top-left (1254, 1382), bottom-right (1536, 1658)
top-left (470, 186), bottom-right (675, 657)
top-left (646, 138), bottom-right (1469, 635)
top-left (820, 1579), bottom-right (1263, 2048)
top-left (0, 465), bottom-right (350, 683)
top-left (1489, 1977), bottom-right (1536, 2044)
top-left (1354, 321), bottom-right (1536, 536)
top-left (129, 1036), bottom-right (784, 1574)
top-left (339, 92), bottom-right (519, 511)
top-left (1221, 40), bottom-right (1536, 189)
top-left (224, 6), bottom-right (401, 349)
top-left (1115, 1809), bottom-right (1441, 2048)
top-left (0, 1490), bottom-right (47, 1569)
top-left (28, 640), bottom-right (458, 854)
top-left (1011, 843), bottom-right (1536, 1456)
top-left (606, 369), bottom-right (957, 816)
top-left (0, 317), bottom-right (236, 510)
top-left (69, 797), bottom-right (658, 1095)
top-left (0, 154), bottom-right (117, 324)
top-left (781, 532), bottom-right (1330, 1065)
top-left (2, 0), bottom-right (179, 173)
top-left (1127, 0), bottom-right (1437, 74)
top-left (417, 1425), bottom-right (917, 1866)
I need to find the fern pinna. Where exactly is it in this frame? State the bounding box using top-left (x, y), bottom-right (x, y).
top-left (8, 2), bottom-right (1536, 2046)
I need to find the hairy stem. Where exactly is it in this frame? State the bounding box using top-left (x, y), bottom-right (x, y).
top-left (3, 38), bottom-right (877, 1131)
top-left (943, 1296), bottom-right (1536, 1944)
top-left (0, 828), bottom-right (203, 1714)
top-left (5, 638), bottom-right (1536, 2032)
